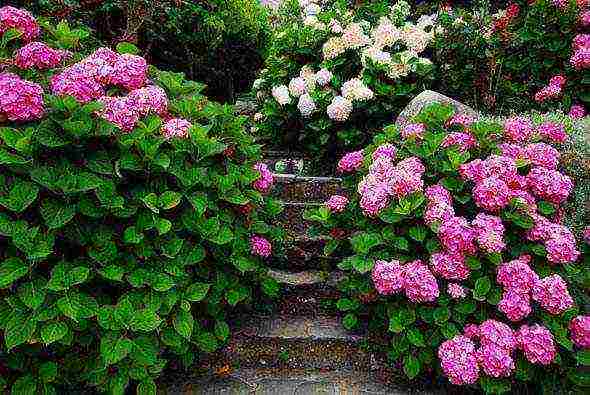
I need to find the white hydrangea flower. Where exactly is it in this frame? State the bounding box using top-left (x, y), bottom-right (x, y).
top-left (372, 17), bottom-right (401, 48)
top-left (288, 77), bottom-right (307, 97)
top-left (327, 95), bottom-right (353, 122)
top-left (417, 14), bottom-right (437, 29)
top-left (323, 36), bottom-right (347, 60)
top-left (342, 22), bottom-right (371, 49)
top-left (271, 85), bottom-right (291, 105)
top-left (297, 93), bottom-right (317, 117)
top-left (303, 15), bottom-right (325, 30)
top-left (252, 78), bottom-right (264, 90)
top-left (328, 18), bottom-right (343, 34)
top-left (341, 78), bottom-right (374, 102)
top-left (362, 46), bottom-right (392, 66)
top-left (304, 3), bottom-right (321, 16)
top-left (253, 112), bottom-right (264, 122)
top-left (300, 65), bottom-right (317, 90)
top-left (315, 68), bottom-right (333, 87)
top-left (401, 24), bottom-right (432, 54)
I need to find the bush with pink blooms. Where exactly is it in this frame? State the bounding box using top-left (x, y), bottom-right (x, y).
top-left (0, 8), bottom-right (283, 394)
top-left (305, 103), bottom-right (589, 393)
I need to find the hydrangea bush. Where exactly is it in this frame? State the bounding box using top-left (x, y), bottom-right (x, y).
top-left (305, 103), bottom-right (589, 392)
top-left (0, 7), bottom-right (282, 393)
top-left (434, 0), bottom-right (589, 115)
top-left (251, 0), bottom-right (436, 171)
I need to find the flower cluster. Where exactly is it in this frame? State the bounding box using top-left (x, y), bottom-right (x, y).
top-left (570, 33), bottom-right (590, 70)
top-left (325, 195), bottom-right (349, 213)
top-left (0, 72), bottom-right (44, 121)
top-left (253, 163), bottom-right (274, 194)
top-left (439, 320), bottom-right (557, 384)
top-left (372, 259), bottom-right (439, 303)
top-left (569, 315), bottom-right (590, 349)
top-left (337, 150), bottom-right (364, 173)
top-left (14, 42), bottom-right (69, 70)
top-left (0, 6), bottom-right (40, 42)
top-left (162, 118), bottom-right (192, 139)
top-left (534, 75), bottom-right (567, 103)
top-left (250, 235), bottom-right (272, 258)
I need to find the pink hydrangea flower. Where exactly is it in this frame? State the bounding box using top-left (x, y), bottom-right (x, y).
top-left (325, 195), bottom-right (349, 213)
top-left (387, 167), bottom-right (424, 199)
top-left (498, 143), bottom-right (525, 161)
top-left (441, 132), bottom-right (477, 152)
top-left (97, 96), bottom-right (139, 131)
top-left (438, 335), bottom-right (480, 385)
top-left (403, 260), bottom-right (439, 303)
top-left (252, 163), bottom-right (274, 193)
top-left (532, 275), bottom-right (574, 315)
top-left (0, 73), bottom-right (44, 121)
top-left (498, 289), bottom-right (532, 322)
top-left (496, 255), bottom-right (539, 294)
top-left (569, 315), bottom-right (590, 349)
top-left (477, 345), bottom-right (515, 378)
top-left (109, 54), bottom-right (148, 90)
top-left (127, 85), bottom-right (169, 117)
top-left (401, 123), bottom-right (425, 140)
top-left (371, 260), bottom-right (405, 295)
top-left (464, 324), bottom-right (480, 339)
top-left (438, 216), bottom-right (476, 255)
top-left (527, 167), bottom-right (573, 204)
top-left (537, 122), bottom-right (567, 143)
top-left (582, 10), bottom-right (590, 27)
top-left (337, 150), bottom-right (364, 173)
top-left (459, 159), bottom-right (486, 183)
top-left (524, 143), bottom-right (560, 169)
top-left (473, 177), bottom-right (511, 212)
top-left (584, 226), bottom-right (590, 244)
top-left (516, 324), bottom-right (556, 365)
top-left (447, 113), bottom-right (475, 129)
top-left (545, 233), bottom-right (580, 264)
top-left (250, 235), bottom-right (272, 258)
top-left (478, 319), bottom-right (517, 353)
top-left (504, 116), bottom-right (534, 142)
top-left (359, 187), bottom-right (389, 217)
top-left (570, 48), bottom-right (590, 70)
top-left (425, 184), bottom-right (453, 206)
top-left (397, 157), bottom-right (426, 175)
top-left (14, 42), bottom-right (68, 70)
top-left (162, 118), bottom-right (192, 139)
top-left (472, 213), bottom-right (506, 253)
top-left (372, 144), bottom-right (396, 161)
top-left (447, 283), bottom-right (467, 299)
top-left (569, 104), bottom-right (586, 119)
top-left (430, 251), bottom-right (470, 280)
top-left (0, 6), bottom-right (40, 42)
top-left (50, 66), bottom-right (105, 103)
top-left (483, 155), bottom-right (518, 184)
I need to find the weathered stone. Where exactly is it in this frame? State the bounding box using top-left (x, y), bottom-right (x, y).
top-left (395, 90), bottom-right (478, 128)
top-left (268, 269), bottom-right (344, 287)
top-left (272, 174), bottom-right (343, 203)
top-left (234, 99), bottom-right (258, 116)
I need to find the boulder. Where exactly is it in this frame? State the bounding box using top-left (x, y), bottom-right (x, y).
top-left (396, 90), bottom-right (479, 128)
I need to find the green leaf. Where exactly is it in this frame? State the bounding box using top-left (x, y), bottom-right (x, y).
top-left (40, 199), bottom-right (77, 229)
top-left (433, 307), bottom-right (450, 324)
top-left (0, 181), bottom-right (39, 213)
top-left (5, 311), bottom-right (36, 350)
top-left (0, 258), bottom-right (28, 288)
top-left (18, 280), bottom-right (46, 310)
top-left (225, 288), bottom-right (247, 306)
top-left (479, 376), bottom-right (511, 394)
top-left (136, 380), bottom-right (157, 395)
top-left (130, 309), bottom-right (162, 332)
top-left (352, 257), bottom-right (374, 274)
top-left (336, 298), bottom-right (360, 312)
top-left (407, 328), bottom-right (426, 347)
top-left (101, 334), bottom-right (134, 365)
top-left (343, 313), bottom-right (358, 330)
top-left (576, 350), bottom-right (590, 366)
top-left (185, 282), bottom-right (210, 301)
top-left (214, 320), bottom-right (230, 342)
top-left (57, 292), bottom-right (98, 321)
top-left (408, 226), bottom-right (427, 242)
top-left (116, 42), bottom-right (140, 55)
top-left (142, 193), bottom-right (159, 213)
top-left (123, 226), bottom-right (144, 244)
top-left (403, 354), bottom-right (421, 379)
top-left (261, 277), bottom-right (279, 297)
top-left (10, 374), bottom-right (38, 395)
top-left (196, 331), bottom-right (218, 353)
top-left (174, 309), bottom-right (194, 339)
top-left (99, 265), bottom-right (126, 282)
top-left (159, 191), bottom-right (182, 210)
top-left (538, 201), bottom-right (556, 216)
top-left (350, 232), bottom-right (382, 254)
top-left (155, 218), bottom-right (172, 235)
top-left (41, 322), bottom-right (68, 345)
top-left (474, 276), bottom-right (492, 299)
top-left (38, 361), bottom-right (58, 383)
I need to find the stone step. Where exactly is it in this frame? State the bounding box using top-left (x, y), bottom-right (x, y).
top-left (162, 368), bottom-right (414, 395)
top-left (275, 238), bottom-right (342, 270)
top-left (225, 315), bottom-right (369, 371)
top-left (279, 202), bottom-right (322, 236)
top-left (271, 174), bottom-right (342, 203)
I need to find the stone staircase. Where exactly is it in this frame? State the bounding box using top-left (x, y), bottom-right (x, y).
top-left (164, 152), bottom-right (409, 394)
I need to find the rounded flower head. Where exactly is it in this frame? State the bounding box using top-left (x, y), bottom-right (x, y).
top-left (498, 289), bottom-right (531, 322)
top-left (438, 216), bottom-right (476, 255)
top-left (162, 118), bottom-right (192, 139)
top-left (438, 335), bottom-right (480, 385)
top-left (372, 260), bottom-right (405, 295)
top-left (110, 54), bottom-right (148, 90)
top-left (297, 93), bottom-right (316, 117)
top-left (516, 324), bottom-right (556, 365)
top-left (253, 163), bottom-right (274, 193)
top-left (0, 6), bottom-right (40, 42)
top-left (271, 85), bottom-right (291, 105)
top-left (584, 226), bottom-right (590, 245)
top-left (569, 104), bottom-right (586, 119)
top-left (315, 68), bottom-right (333, 86)
top-left (447, 283), bottom-right (467, 299)
top-left (430, 252), bottom-right (470, 281)
top-left (15, 42), bottom-right (68, 70)
top-left (477, 345), bottom-right (515, 378)
top-left (478, 319), bottom-right (517, 353)
top-left (527, 167), bottom-right (573, 204)
top-left (524, 143), bottom-right (560, 169)
top-left (250, 235), bottom-right (272, 258)
top-left (504, 116), bottom-right (534, 142)
top-left (537, 122), bottom-right (567, 143)
top-left (327, 96), bottom-right (353, 122)
top-left (337, 150), bottom-right (364, 173)
top-left (288, 77), bottom-right (307, 97)
top-left (98, 96), bottom-right (139, 131)
top-left (472, 213), bottom-right (506, 253)
top-left (473, 176), bottom-right (511, 212)
top-left (569, 316), bottom-right (590, 349)
top-left (325, 195), bottom-right (348, 213)
top-left (401, 123), bottom-right (426, 140)
top-left (372, 144), bottom-right (396, 161)
top-left (441, 132), bottom-right (477, 152)
top-left (464, 324), bottom-right (480, 339)
top-left (496, 255), bottom-right (539, 294)
top-left (341, 78), bottom-right (373, 102)
top-left (0, 73), bottom-right (44, 121)
top-left (403, 260), bottom-right (439, 303)
top-left (531, 274), bottom-right (574, 315)
top-left (127, 85), bottom-right (169, 117)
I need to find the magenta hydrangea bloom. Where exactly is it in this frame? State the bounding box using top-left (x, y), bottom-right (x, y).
top-left (477, 345), bottom-right (515, 378)
top-left (524, 143), bottom-right (560, 169)
top-left (472, 213), bottom-right (506, 253)
top-left (441, 132), bottom-right (477, 152)
top-left (337, 150), bottom-right (364, 173)
top-left (127, 85), bottom-right (169, 117)
top-left (325, 195), bottom-right (349, 213)
top-left (496, 255), bottom-right (539, 294)
top-left (430, 251), bottom-right (470, 280)
top-left (537, 122), bottom-right (567, 143)
top-left (387, 167), bottom-right (424, 199)
top-left (569, 104), bottom-right (586, 119)
top-left (459, 159), bottom-right (487, 183)
top-left (14, 42), bottom-right (68, 70)
top-left (250, 235), bottom-right (272, 258)
top-left (473, 176), bottom-right (511, 212)
top-left (162, 118), bottom-right (192, 139)
top-left (463, 324), bottom-right (480, 339)
top-left (371, 143), bottom-right (396, 161)
top-left (516, 324), bottom-right (556, 365)
top-left (50, 66), bottom-right (105, 103)
top-left (97, 96), bottom-right (140, 132)
top-left (503, 116), bottom-right (534, 142)
top-left (584, 226), bottom-right (590, 245)
top-left (396, 156), bottom-right (426, 176)
top-left (544, 231), bottom-right (580, 264)
top-left (371, 260), bottom-right (405, 295)
top-left (403, 260), bottom-right (439, 303)
top-left (425, 184), bottom-right (453, 206)
top-left (0, 73), bottom-right (44, 121)
top-left (498, 289), bottom-right (532, 322)
top-left (569, 315), bottom-right (590, 349)
top-left (446, 113), bottom-right (475, 129)
top-left (252, 163), bottom-right (274, 193)
top-left (447, 283), bottom-right (467, 299)
top-left (359, 187), bottom-right (389, 217)
top-left (478, 319), bottom-right (517, 353)
top-left (424, 202), bottom-right (455, 226)
top-left (526, 167), bottom-right (573, 205)
top-left (0, 6), bottom-right (40, 42)
top-left (110, 54), bottom-right (148, 90)
top-left (401, 123), bottom-right (426, 140)
top-left (438, 216), bottom-right (476, 255)
top-left (531, 274), bottom-right (574, 315)
top-left (438, 335), bottom-right (480, 385)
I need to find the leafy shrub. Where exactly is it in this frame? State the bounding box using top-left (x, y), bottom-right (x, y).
top-left (251, 0), bottom-right (436, 173)
top-left (8, 0), bottom-right (270, 103)
top-left (0, 8), bottom-right (282, 393)
top-left (305, 103), bottom-right (589, 393)
top-left (434, 0), bottom-right (589, 115)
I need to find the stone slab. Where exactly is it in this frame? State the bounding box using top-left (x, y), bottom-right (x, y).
top-left (395, 90), bottom-right (478, 128)
top-left (268, 269), bottom-right (344, 287)
top-left (271, 174), bottom-right (343, 203)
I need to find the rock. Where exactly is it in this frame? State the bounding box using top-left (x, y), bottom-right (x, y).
top-left (396, 90), bottom-right (478, 128)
